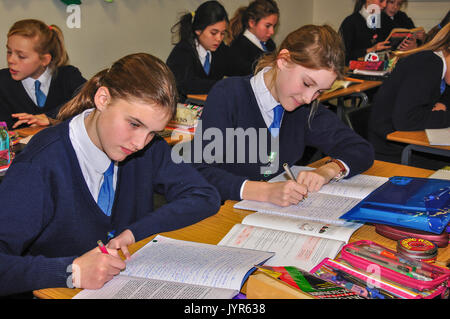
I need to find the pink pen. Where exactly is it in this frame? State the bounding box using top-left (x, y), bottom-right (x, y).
top-left (97, 240), bottom-right (109, 255)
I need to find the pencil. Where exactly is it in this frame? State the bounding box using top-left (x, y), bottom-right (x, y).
top-left (283, 163), bottom-right (296, 181)
top-left (97, 240), bottom-right (109, 255)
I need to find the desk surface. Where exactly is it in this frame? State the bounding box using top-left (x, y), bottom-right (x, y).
top-left (33, 159), bottom-right (449, 299)
top-left (387, 130), bottom-right (450, 151)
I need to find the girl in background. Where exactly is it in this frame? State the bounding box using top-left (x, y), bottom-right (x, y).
top-left (368, 24), bottom-right (450, 167)
top-left (0, 19), bottom-right (86, 129)
top-left (166, 0), bottom-right (247, 101)
top-left (382, 0), bottom-right (424, 50)
top-left (190, 25), bottom-right (374, 205)
top-left (339, 0), bottom-right (391, 64)
top-left (0, 53), bottom-right (220, 297)
top-left (228, 0), bottom-right (279, 74)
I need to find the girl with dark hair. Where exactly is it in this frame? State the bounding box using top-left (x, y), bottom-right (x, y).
top-left (339, 0), bottom-right (391, 64)
top-left (0, 19), bottom-right (86, 129)
top-left (190, 25), bottom-right (374, 205)
top-left (166, 1), bottom-right (247, 100)
top-left (0, 53), bottom-right (220, 297)
top-left (228, 0), bottom-right (279, 74)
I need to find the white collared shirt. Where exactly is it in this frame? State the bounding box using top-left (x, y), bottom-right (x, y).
top-left (243, 29), bottom-right (266, 51)
top-left (434, 50), bottom-right (447, 80)
top-left (195, 39), bottom-right (212, 68)
top-left (250, 67), bottom-right (283, 128)
top-left (21, 67), bottom-right (52, 106)
top-left (69, 108), bottom-right (118, 202)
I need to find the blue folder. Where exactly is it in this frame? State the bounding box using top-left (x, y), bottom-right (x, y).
top-left (341, 176), bottom-right (450, 234)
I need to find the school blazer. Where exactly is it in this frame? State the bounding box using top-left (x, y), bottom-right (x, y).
top-left (166, 39), bottom-right (247, 100)
top-left (0, 65), bottom-right (86, 129)
top-left (229, 34), bottom-right (276, 75)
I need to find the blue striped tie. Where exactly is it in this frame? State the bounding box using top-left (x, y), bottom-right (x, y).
top-left (440, 79), bottom-right (446, 95)
top-left (97, 161), bottom-right (115, 216)
top-left (260, 41), bottom-right (268, 52)
top-left (35, 80), bottom-right (46, 107)
top-left (269, 104), bottom-right (284, 137)
top-left (204, 52), bottom-right (211, 75)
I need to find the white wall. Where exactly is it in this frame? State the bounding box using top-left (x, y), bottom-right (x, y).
top-left (0, 0), bottom-right (447, 79)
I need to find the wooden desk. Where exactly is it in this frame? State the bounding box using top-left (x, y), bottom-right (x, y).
top-left (387, 130), bottom-right (450, 165)
top-left (33, 159), bottom-right (449, 299)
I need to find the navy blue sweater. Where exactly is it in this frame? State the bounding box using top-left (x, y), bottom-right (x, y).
top-left (191, 76), bottom-right (375, 201)
top-left (0, 120), bottom-right (220, 296)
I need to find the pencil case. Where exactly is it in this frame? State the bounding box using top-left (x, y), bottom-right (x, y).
top-left (340, 240), bottom-right (450, 292)
top-left (0, 122), bottom-right (11, 168)
top-left (375, 224), bottom-right (449, 248)
top-left (310, 257), bottom-right (448, 299)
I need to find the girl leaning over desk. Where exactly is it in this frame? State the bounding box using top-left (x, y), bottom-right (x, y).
top-left (368, 23), bottom-right (450, 167)
top-left (189, 24), bottom-right (374, 207)
top-left (0, 53), bottom-right (220, 297)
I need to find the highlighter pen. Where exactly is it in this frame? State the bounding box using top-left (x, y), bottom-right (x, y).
top-left (97, 240), bottom-right (109, 255)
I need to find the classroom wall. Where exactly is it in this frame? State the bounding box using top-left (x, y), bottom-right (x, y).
top-left (0, 0), bottom-right (447, 79)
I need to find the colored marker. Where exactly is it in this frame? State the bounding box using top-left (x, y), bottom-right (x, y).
top-left (97, 240), bottom-right (109, 254)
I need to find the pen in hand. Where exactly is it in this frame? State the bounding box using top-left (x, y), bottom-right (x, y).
top-left (97, 240), bottom-right (109, 255)
top-left (283, 163), bottom-right (308, 200)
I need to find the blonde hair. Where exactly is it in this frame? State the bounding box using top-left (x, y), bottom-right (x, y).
top-left (57, 53), bottom-right (178, 121)
top-left (8, 19), bottom-right (69, 71)
top-left (393, 22), bottom-right (450, 59)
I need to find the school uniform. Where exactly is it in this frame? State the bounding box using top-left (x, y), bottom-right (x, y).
top-left (166, 39), bottom-right (247, 100)
top-left (229, 30), bottom-right (276, 74)
top-left (339, 10), bottom-right (391, 64)
top-left (0, 65), bottom-right (86, 129)
top-left (0, 111), bottom-right (220, 296)
top-left (368, 50), bottom-right (450, 163)
top-left (382, 10), bottom-right (415, 30)
top-left (191, 69), bottom-right (374, 202)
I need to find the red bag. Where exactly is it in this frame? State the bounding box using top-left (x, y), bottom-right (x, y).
top-left (375, 224), bottom-right (449, 248)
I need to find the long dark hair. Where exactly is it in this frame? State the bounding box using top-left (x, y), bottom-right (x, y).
top-left (171, 1), bottom-right (229, 47)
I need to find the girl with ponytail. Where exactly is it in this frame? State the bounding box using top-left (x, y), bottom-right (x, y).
top-left (0, 53), bottom-right (220, 296)
top-left (166, 1), bottom-right (247, 100)
top-left (0, 19), bottom-right (86, 129)
top-left (228, 0), bottom-right (279, 74)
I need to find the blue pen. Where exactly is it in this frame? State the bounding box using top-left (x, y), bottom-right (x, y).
top-left (107, 230), bottom-right (116, 241)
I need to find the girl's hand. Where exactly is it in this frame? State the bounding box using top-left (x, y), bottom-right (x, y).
top-left (11, 113), bottom-right (50, 128)
top-left (72, 245), bottom-right (126, 290)
top-left (297, 162), bottom-right (342, 193)
top-left (432, 102), bottom-right (447, 112)
top-left (368, 40), bottom-right (391, 53)
top-left (398, 36), bottom-right (417, 51)
top-left (243, 180), bottom-right (308, 207)
top-left (107, 229), bottom-right (135, 260)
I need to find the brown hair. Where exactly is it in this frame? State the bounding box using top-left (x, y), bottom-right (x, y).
top-left (227, 0), bottom-right (279, 43)
top-left (8, 19), bottom-right (69, 71)
top-left (57, 53), bottom-right (178, 121)
top-left (255, 24), bottom-right (345, 78)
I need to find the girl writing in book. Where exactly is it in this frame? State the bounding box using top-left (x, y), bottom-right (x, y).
top-left (166, 0), bottom-right (247, 101)
top-left (228, 0), bottom-right (279, 74)
top-left (339, 0), bottom-right (391, 64)
top-left (0, 53), bottom-right (220, 297)
top-left (368, 23), bottom-right (450, 168)
top-left (0, 19), bottom-right (86, 130)
top-left (187, 25), bottom-right (374, 206)
top-left (382, 0), bottom-right (424, 50)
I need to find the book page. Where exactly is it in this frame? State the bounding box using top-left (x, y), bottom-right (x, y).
top-left (120, 235), bottom-right (274, 291)
top-left (73, 275), bottom-right (238, 299)
top-left (242, 212), bottom-right (362, 243)
top-left (426, 128), bottom-right (450, 146)
top-left (219, 224), bottom-right (344, 272)
top-left (235, 192), bottom-right (362, 225)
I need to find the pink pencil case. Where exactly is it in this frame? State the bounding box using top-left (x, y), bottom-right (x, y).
top-left (340, 240), bottom-right (450, 292)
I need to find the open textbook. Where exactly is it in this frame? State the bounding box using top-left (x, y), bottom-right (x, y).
top-left (426, 128), bottom-right (450, 146)
top-left (73, 235), bottom-right (274, 299)
top-left (234, 166), bottom-right (388, 225)
top-left (385, 27), bottom-right (424, 50)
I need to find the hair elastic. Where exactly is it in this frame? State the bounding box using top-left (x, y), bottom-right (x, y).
top-left (48, 25), bottom-right (53, 31)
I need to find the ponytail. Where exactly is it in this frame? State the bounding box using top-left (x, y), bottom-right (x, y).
top-left (171, 12), bottom-right (195, 46)
top-left (353, 0), bottom-right (365, 13)
top-left (7, 19), bottom-right (69, 73)
top-left (228, 7), bottom-right (247, 43)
